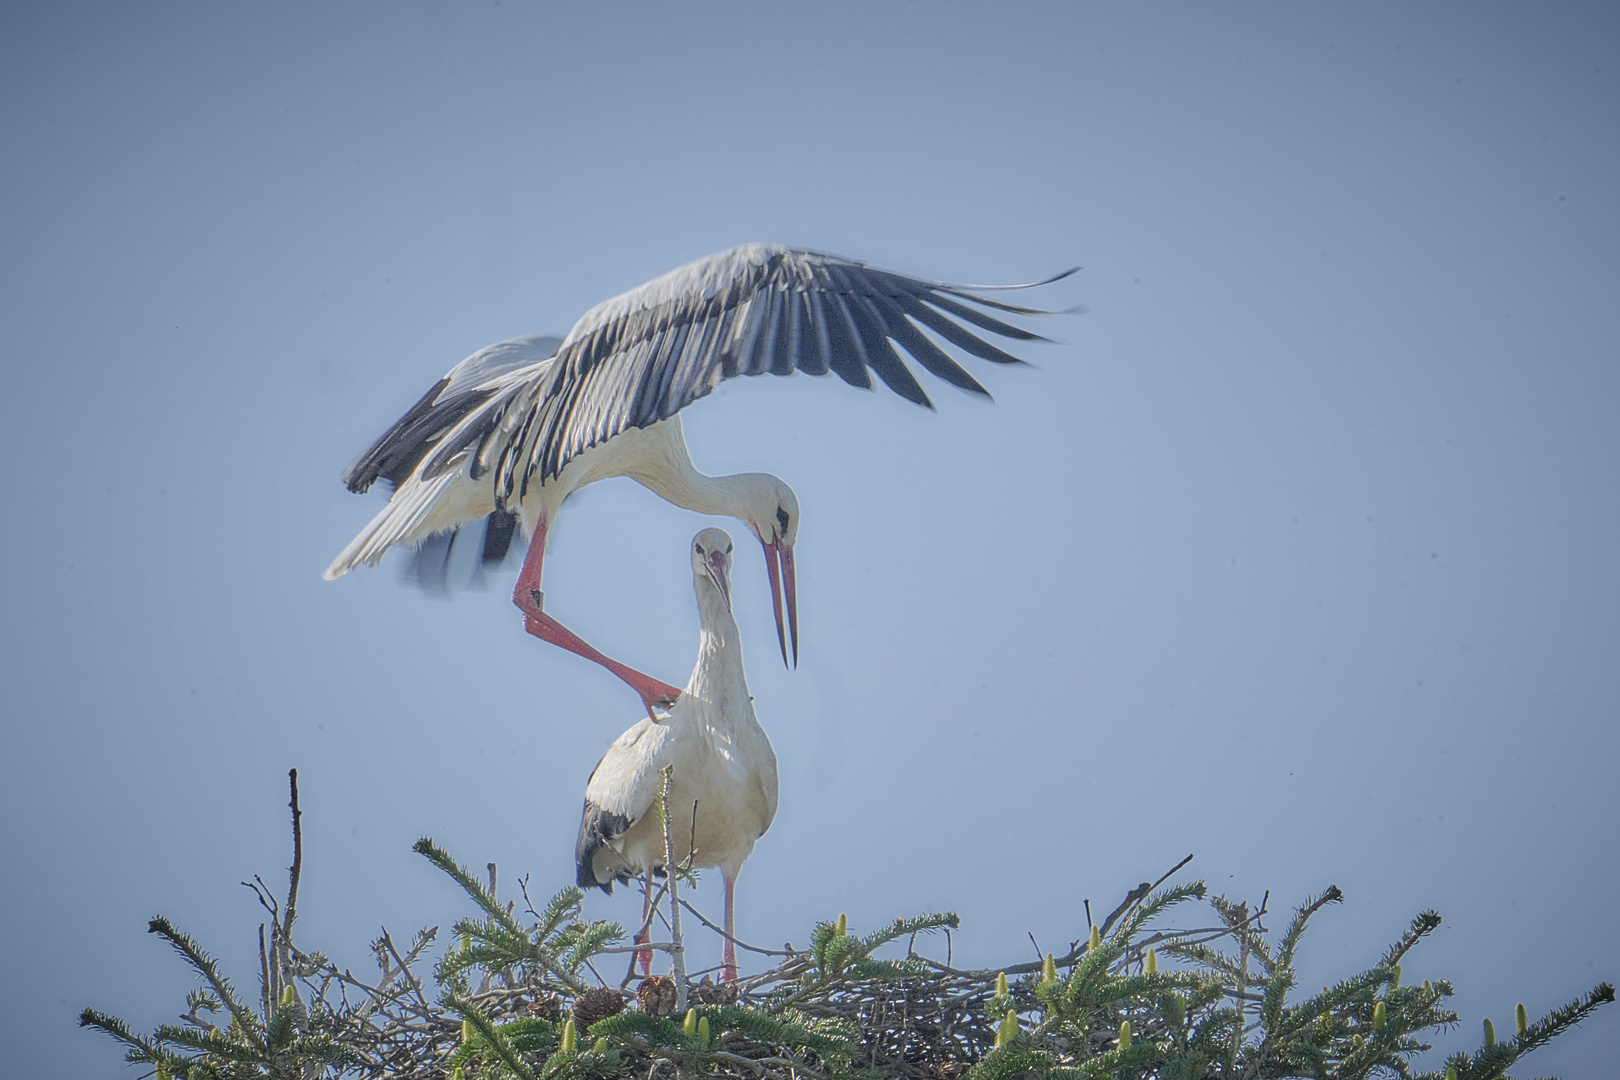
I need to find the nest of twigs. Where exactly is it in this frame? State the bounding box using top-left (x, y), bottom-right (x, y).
top-left (79, 771), bottom-right (1616, 1080)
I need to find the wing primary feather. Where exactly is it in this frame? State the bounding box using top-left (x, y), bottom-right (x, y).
top-left (766, 287), bottom-right (795, 376)
top-left (920, 290), bottom-right (1048, 342)
top-left (339, 376), bottom-right (450, 493)
top-left (807, 288), bottom-right (835, 376)
top-left (931, 288), bottom-right (1076, 316)
top-left (866, 292), bottom-right (991, 396)
top-left (791, 290), bottom-right (828, 376)
top-left (844, 293), bottom-right (933, 408)
top-left (817, 293), bottom-right (873, 390)
top-left (894, 293), bottom-right (1029, 366)
top-left (930, 265), bottom-right (1082, 292)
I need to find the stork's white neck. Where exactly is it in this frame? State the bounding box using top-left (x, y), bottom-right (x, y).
top-left (645, 458), bottom-right (760, 522)
top-left (682, 585), bottom-right (751, 733)
top-left (615, 416), bottom-right (771, 524)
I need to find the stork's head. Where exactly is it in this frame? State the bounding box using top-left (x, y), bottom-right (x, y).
top-left (729, 474), bottom-right (799, 669)
top-left (691, 527), bottom-right (735, 613)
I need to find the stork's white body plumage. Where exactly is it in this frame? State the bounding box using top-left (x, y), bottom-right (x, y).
top-left (325, 243), bottom-right (1070, 714)
top-left (576, 528), bottom-right (778, 980)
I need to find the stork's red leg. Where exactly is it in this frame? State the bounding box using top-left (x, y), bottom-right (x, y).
top-left (637, 868), bottom-right (654, 976)
top-left (512, 517), bottom-right (682, 720)
top-left (721, 872), bottom-right (738, 982)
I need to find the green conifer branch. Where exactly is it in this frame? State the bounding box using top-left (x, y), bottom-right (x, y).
top-left (445, 992), bottom-right (538, 1080)
top-left (536, 886), bottom-right (587, 940)
top-left (147, 1023), bottom-right (271, 1065)
top-left (853, 912), bottom-right (960, 956)
top-left (422, 841), bottom-right (618, 995)
top-left (561, 920), bottom-right (623, 973)
top-left (1109, 882), bottom-right (1208, 946)
top-left (1260, 885), bottom-right (1344, 1029)
top-left (1385, 910), bottom-right (1444, 970)
top-left (588, 1008), bottom-right (688, 1048)
top-left (1512, 982), bottom-right (1616, 1058)
top-left (145, 917), bottom-right (267, 1054)
top-left (265, 1001), bottom-right (296, 1051)
top-left (682, 1004), bottom-right (856, 1062)
top-left (77, 1008), bottom-right (189, 1071)
top-left (968, 1044), bottom-right (1054, 1080)
top-left (414, 838), bottom-right (527, 938)
top-left (1436, 983), bottom-right (1618, 1080)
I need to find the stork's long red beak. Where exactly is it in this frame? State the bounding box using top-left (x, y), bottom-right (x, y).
top-left (763, 536), bottom-right (798, 668)
top-left (705, 550), bottom-right (732, 612)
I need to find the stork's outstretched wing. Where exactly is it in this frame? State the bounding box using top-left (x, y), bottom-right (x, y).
top-left (415, 245), bottom-right (1074, 507)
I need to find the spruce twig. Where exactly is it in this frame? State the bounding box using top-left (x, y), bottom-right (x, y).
top-left (146, 916), bottom-right (266, 1052)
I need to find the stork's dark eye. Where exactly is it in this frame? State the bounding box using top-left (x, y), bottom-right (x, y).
top-left (776, 507), bottom-right (790, 532)
top-left (694, 543), bottom-right (704, 555)
top-left (726, 543), bottom-right (733, 554)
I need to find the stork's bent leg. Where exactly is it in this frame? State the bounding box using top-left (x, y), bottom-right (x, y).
top-left (511, 518), bottom-right (682, 720)
top-left (521, 613), bottom-right (683, 721)
top-left (722, 872), bottom-right (738, 982)
top-left (636, 869), bottom-right (654, 976)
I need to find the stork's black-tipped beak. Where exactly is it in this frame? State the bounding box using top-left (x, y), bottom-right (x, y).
top-left (763, 536), bottom-right (798, 669)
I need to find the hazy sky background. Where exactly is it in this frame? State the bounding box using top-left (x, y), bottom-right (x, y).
top-left (3, 3), bottom-right (1617, 1076)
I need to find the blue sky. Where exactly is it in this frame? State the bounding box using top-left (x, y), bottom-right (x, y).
top-left (3, 3), bottom-right (1617, 1075)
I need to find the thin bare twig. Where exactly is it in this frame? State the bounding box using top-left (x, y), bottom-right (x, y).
top-left (283, 768), bottom-right (303, 987)
top-left (677, 898), bottom-right (792, 957)
top-left (380, 930), bottom-right (432, 1014)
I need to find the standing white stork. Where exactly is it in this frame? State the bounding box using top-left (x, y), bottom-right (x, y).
top-left (325, 244), bottom-right (1072, 716)
top-left (576, 527), bottom-right (776, 982)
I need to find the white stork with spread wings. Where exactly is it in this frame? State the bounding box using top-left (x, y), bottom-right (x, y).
top-left (575, 528), bottom-right (776, 983)
top-left (325, 244), bottom-right (1072, 716)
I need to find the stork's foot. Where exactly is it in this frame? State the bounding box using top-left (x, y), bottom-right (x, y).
top-left (638, 678), bottom-right (682, 712)
top-left (634, 679), bottom-right (681, 724)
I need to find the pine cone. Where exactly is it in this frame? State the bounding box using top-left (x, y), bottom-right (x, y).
top-left (635, 975), bottom-right (678, 1017)
top-left (571, 987), bottom-right (626, 1031)
top-left (688, 976), bottom-right (738, 1005)
top-left (526, 992), bottom-right (562, 1020)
